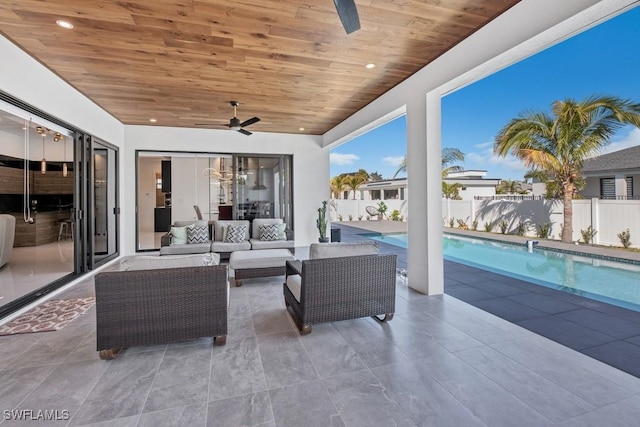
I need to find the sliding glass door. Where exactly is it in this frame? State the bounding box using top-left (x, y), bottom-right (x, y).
top-left (0, 96), bottom-right (119, 318)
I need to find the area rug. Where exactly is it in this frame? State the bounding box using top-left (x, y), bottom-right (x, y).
top-left (0, 297), bottom-right (95, 336)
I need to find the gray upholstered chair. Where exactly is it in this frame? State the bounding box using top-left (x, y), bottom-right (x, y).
top-left (0, 214), bottom-right (16, 268)
top-left (284, 241), bottom-right (396, 334)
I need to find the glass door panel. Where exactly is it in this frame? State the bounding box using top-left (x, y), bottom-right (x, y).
top-left (92, 140), bottom-right (118, 265)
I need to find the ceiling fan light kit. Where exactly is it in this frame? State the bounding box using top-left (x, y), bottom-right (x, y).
top-left (195, 101), bottom-right (260, 136)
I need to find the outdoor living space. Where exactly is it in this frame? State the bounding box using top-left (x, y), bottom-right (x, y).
top-left (2, 252), bottom-right (640, 426)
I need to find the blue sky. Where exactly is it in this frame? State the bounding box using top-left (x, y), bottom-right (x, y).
top-left (330, 6), bottom-right (640, 181)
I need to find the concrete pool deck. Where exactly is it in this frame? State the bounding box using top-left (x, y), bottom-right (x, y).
top-left (333, 221), bottom-right (640, 378)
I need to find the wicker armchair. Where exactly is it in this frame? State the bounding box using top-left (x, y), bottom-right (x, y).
top-left (284, 242), bottom-right (396, 334)
top-left (95, 265), bottom-right (228, 360)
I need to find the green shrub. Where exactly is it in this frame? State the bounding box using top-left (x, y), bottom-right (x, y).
top-left (516, 221), bottom-right (526, 236)
top-left (358, 215), bottom-right (363, 221)
top-left (537, 222), bottom-right (551, 239)
top-left (449, 217), bottom-right (455, 228)
top-left (348, 214), bottom-right (353, 221)
top-left (376, 201), bottom-right (388, 219)
top-left (618, 229), bottom-right (632, 248)
top-left (580, 226), bottom-right (597, 244)
top-left (498, 220), bottom-right (508, 234)
top-left (472, 219), bottom-right (478, 231)
top-left (337, 214), bottom-right (343, 221)
top-left (390, 210), bottom-right (402, 221)
top-left (484, 221), bottom-right (493, 232)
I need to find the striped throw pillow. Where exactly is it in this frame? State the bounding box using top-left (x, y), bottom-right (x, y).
top-left (259, 224), bottom-right (280, 241)
top-left (224, 224), bottom-right (247, 243)
top-left (187, 225), bottom-right (209, 244)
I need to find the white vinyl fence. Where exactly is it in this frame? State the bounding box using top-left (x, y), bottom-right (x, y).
top-left (443, 198), bottom-right (640, 248)
top-left (330, 199), bottom-right (408, 222)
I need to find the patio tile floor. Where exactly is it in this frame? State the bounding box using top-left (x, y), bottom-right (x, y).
top-left (336, 223), bottom-right (640, 379)
top-left (0, 225), bottom-right (639, 425)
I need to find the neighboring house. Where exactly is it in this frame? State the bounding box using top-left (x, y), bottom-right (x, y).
top-left (358, 178), bottom-right (407, 201)
top-left (443, 170), bottom-right (500, 199)
top-left (356, 170), bottom-right (500, 201)
top-left (581, 145), bottom-right (640, 199)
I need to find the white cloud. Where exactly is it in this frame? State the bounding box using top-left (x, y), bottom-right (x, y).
top-left (599, 127), bottom-right (640, 155)
top-left (382, 156), bottom-right (405, 167)
top-left (474, 140), bottom-right (493, 149)
top-left (330, 153), bottom-right (359, 165)
top-left (466, 147), bottom-right (524, 171)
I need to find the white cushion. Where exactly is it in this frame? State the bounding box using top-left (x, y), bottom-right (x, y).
top-left (229, 249), bottom-right (294, 270)
top-left (160, 243), bottom-right (211, 255)
top-left (249, 239), bottom-right (294, 250)
top-left (286, 274), bottom-right (302, 303)
top-left (121, 253), bottom-right (220, 271)
top-left (309, 241), bottom-right (378, 259)
top-left (211, 241), bottom-right (251, 252)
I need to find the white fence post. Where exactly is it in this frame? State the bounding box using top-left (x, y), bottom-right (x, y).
top-left (591, 198), bottom-right (599, 245)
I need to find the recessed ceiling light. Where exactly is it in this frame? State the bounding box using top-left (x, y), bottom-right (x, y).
top-left (299, 127), bottom-right (305, 131)
top-left (365, 63), bottom-right (376, 69)
top-left (56, 20), bottom-right (74, 29)
top-left (149, 118), bottom-right (157, 123)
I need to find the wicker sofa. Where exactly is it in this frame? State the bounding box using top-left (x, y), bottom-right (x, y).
top-left (94, 254), bottom-right (228, 360)
top-left (284, 241), bottom-right (397, 335)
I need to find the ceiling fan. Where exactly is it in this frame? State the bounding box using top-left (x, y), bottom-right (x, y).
top-left (334, 0), bottom-right (360, 34)
top-left (195, 101), bottom-right (260, 135)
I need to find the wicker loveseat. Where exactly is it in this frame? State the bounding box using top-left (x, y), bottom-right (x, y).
top-left (94, 254), bottom-right (228, 360)
top-left (284, 242), bottom-right (397, 335)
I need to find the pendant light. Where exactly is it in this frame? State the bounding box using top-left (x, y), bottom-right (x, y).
top-left (62, 136), bottom-right (68, 177)
top-left (40, 132), bottom-right (46, 174)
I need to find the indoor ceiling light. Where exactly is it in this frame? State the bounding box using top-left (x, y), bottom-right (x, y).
top-left (149, 118), bottom-right (157, 123)
top-left (365, 63), bottom-right (376, 69)
top-left (299, 127), bottom-right (305, 131)
top-left (56, 20), bottom-right (74, 29)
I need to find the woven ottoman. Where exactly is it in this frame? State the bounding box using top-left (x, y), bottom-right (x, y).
top-left (229, 249), bottom-right (295, 286)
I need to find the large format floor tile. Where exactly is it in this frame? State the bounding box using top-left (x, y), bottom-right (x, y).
top-left (1, 250), bottom-right (640, 426)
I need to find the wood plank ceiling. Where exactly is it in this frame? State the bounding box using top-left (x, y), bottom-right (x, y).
top-left (0, 1), bottom-right (520, 135)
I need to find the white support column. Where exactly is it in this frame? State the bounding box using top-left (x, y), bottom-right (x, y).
top-left (406, 91), bottom-right (443, 295)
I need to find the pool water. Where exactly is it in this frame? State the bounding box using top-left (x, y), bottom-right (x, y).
top-left (366, 232), bottom-right (640, 312)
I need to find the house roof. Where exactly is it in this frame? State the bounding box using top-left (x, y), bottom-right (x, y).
top-left (0, 1), bottom-right (519, 135)
top-left (582, 145), bottom-right (640, 173)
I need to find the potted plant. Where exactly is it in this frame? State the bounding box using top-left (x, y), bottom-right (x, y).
top-left (317, 200), bottom-right (329, 242)
top-left (376, 201), bottom-right (388, 220)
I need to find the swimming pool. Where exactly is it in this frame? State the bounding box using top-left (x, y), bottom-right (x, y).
top-left (366, 232), bottom-right (640, 312)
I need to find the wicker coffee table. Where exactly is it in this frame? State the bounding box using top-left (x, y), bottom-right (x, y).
top-left (229, 249), bottom-right (295, 286)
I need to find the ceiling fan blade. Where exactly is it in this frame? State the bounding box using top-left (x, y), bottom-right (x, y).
top-left (238, 128), bottom-right (252, 136)
top-left (334, 0), bottom-right (360, 34)
top-left (239, 117), bottom-right (260, 128)
top-left (194, 123), bottom-right (227, 127)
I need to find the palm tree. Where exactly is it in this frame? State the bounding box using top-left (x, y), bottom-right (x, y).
top-left (330, 175), bottom-right (347, 199)
top-left (344, 174), bottom-right (367, 200)
top-left (441, 148), bottom-right (465, 178)
top-left (494, 95), bottom-right (640, 242)
top-left (393, 147), bottom-right (465, 178)
top-left (497, 179), bottom-right (523, 194)
top-left (369, 171), bottom-right (383, 181)
top-left (442, 181), bottom-right (462, 199)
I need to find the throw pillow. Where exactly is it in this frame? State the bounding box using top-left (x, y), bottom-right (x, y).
top-left (259, 224), bottom-right (280, 241)
top-left (187, 225), bottom-right (209, 244)
top-left (277, 223), bottom-right (287, 240)
top-left (224, 224), bottom-right (247, 243)
top-left (170, 226), bottom-right (188, 245)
